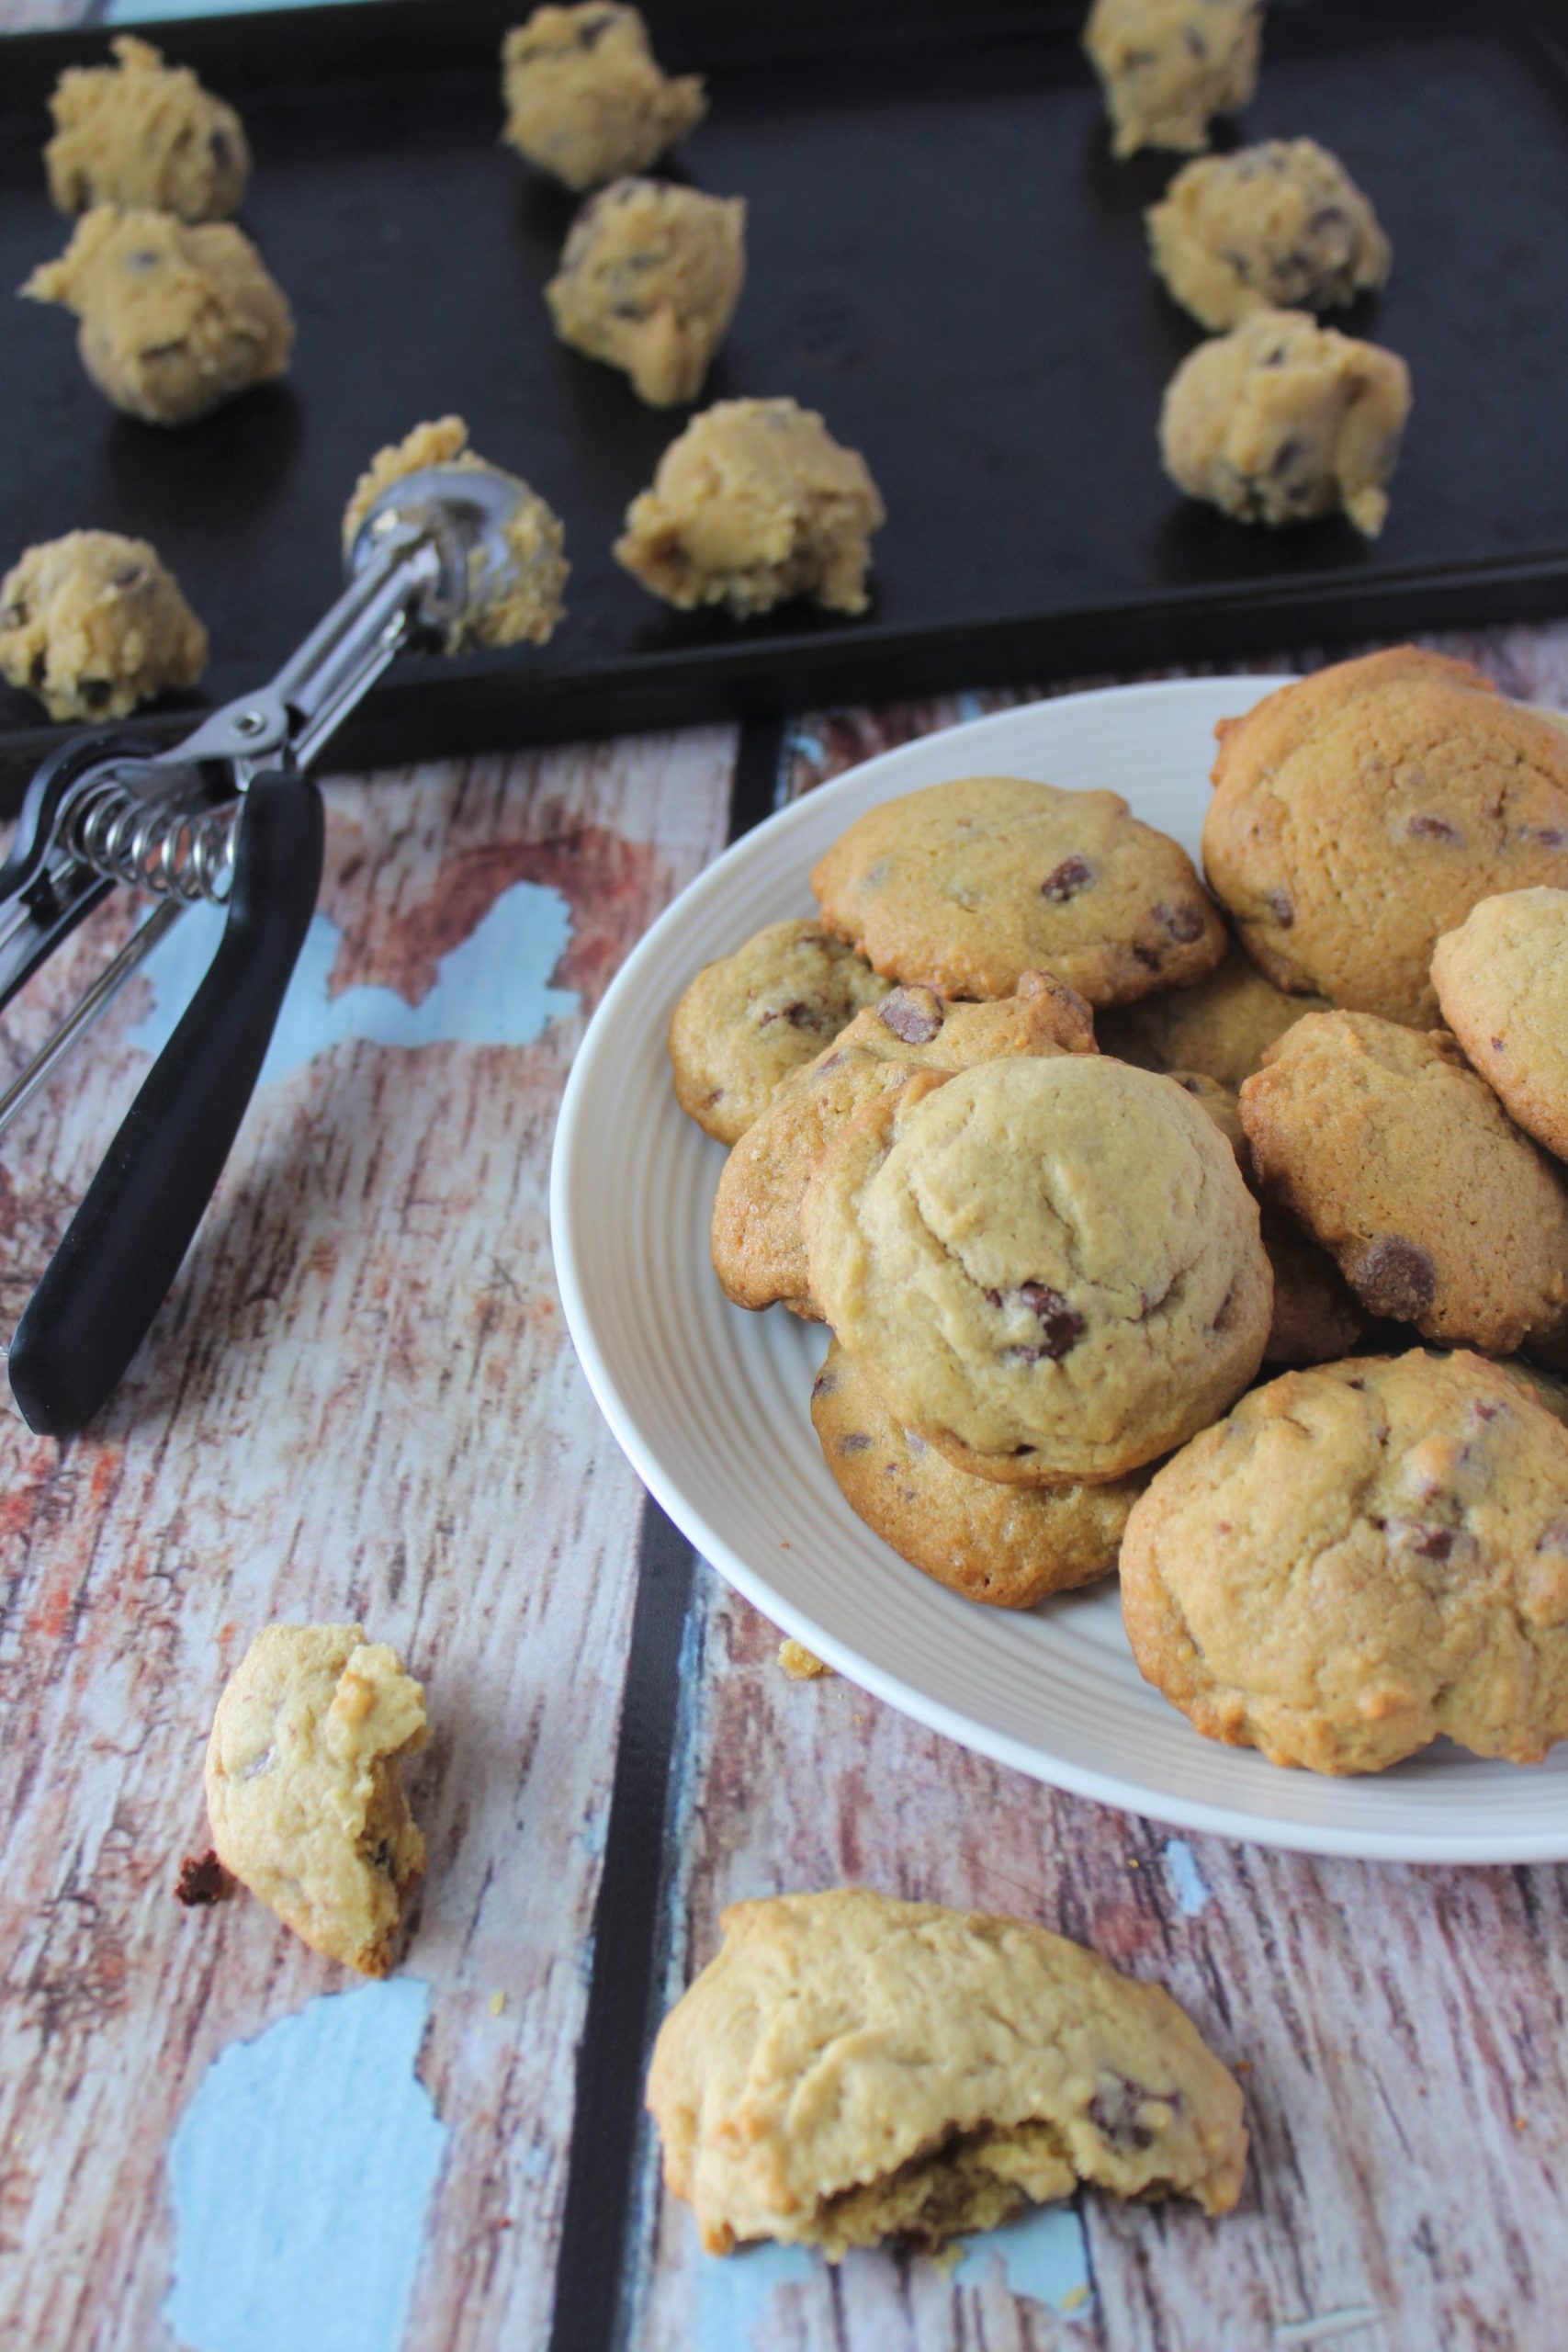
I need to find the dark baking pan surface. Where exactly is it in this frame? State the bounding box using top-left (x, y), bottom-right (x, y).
top-left (2, 0), bottom-right (1568, 797)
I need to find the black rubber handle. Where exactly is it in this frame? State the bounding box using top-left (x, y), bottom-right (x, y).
top-left (9, 771), bottom-right (324, 1437)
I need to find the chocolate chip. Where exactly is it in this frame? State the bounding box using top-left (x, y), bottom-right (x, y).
top-left (574, 7), bottom-right (617, 45)
top-left (1184, 25), bottom-right (1208, 54)
top-left (1472, 1399), bottom-right (1502, 1422)
top-left (1043, 855), bottom-right (1093, 903)
top-left (877, 989), bottom-right (943, 1046)
top-left (112, 567), bottom-right (145, 591)
top-left (1266, 888), bottom-right (1294, 928)
top-left (1270, 435), bottom-right (1307, 480)
top-left (1348, 1235), bottom-right (1437, 1321)
top-left (370, 1838), bottom-right (396, 1875)
top-left (1407, 1525), bottom-right (1457, 1562)
top-left (0, 601), bottom-right (26, 629)
top-left (126, 248), bottom-right (162, 273)
top-left (811, 1363), bottom-right (839, 1399)
top-left (997, 1281), bottom-right (1084, 1363)
top-left (1308, 204), bottom-right (1352, 241)
top-left (1407, 814), bottom-right (1462, 842)
top-left (1156, 901), bottom-right (1207, 944)
top-left (1528, 826), bottom-right (1568, 849)
top-left (174, 1849), bottom-right (229, 1907)
top-left (1089, 2074), bottom-right (1165, 2153)
top-left (79, 679), bottom-right (112, 711)
top-left (209, 130), bottom-right (236, 172)
top-left (839, 1433), bottom-right (872, 1455)
top-left (759, 1000), bottom-right (822, 1032)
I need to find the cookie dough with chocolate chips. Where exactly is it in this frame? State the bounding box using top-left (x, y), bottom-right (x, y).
top-left (0, 529), bottom-right (206, 721)
top-left (1159, 308), bottom-right (1410, 537)
top-left (44, 36), bottom-right (249, 221)
top-left (1147, 139), bottom-right (1391, 332)
top-left (547, 177), bottom-right (745, 407)
top-left (1084, 0), bottom-right (1263, 159)
top-left (616, 398), bottom-right (885, 618)
top-left (343, 416), bottom-right (568, 649)
top-left (502, 4), bottom-right (705, 190)
top-left (24, 206), bottom-right (292, 425)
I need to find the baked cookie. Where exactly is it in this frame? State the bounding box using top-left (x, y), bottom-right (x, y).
top-left (1083, 0), bottom-right (1262, 158)
top-left (44, 36), bottom-right (248, 222)
top-left (1238, 1011), bottom-right (1568, 1355)
top-left (803, 1055), bottom-right (1271, 1484)
top-left (204, 1623), bottom-right (428, 1975)
top-left (547, 177), bottom-right (745, 408)
top-left (1203, 650), bottom-right (1568, 1027)
top-left (1432, 888), bottom-right (1568, 1163)
top-left (0, 530), bottom-right (205, 721)
top-left (1146, 140), bottom-right (1391, 332)
top-left (343, 416), bottom-right (568, 649)
top-left (648, 1888), bottom-right (1247, 2256)
top-left (811, 775), bottom-right (1224, 1005)
top-left (811, 1341), bottom-right (1145, 1606)
top-left (615, 398), bottom-right (885, 618)
top-left (501, 4), bottom-right (705, 189)
top-left (1098, 947), bottom-right (1320, 1088)
top-left (24, 206), bottom-right (292, 426)
top-left (1121, 1350), bottom-right (1568, 1773)
top-left (669, 919), bottom-right (888, 1146)
top-left (711, 978), bottom-right (1092, 1316)
top-left (1159, 308), bottom-right (1410, 537)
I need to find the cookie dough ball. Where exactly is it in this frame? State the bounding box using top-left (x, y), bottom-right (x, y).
top-left (547, 177), bottom-right (744, 407)
top-left (1432, 890), bottom-right (1568, 1164)
top-left (23, 207), bottom-right (292, 426)
top-left (502, 4), bottom-right (705, 190)
top-left (204, 1623), bottom-right (428, 1976)
top-left (1097, 945), bottom-right (1323, 1088)
top-left (812, 775), bottom-right (1224, 1005)
top-left (811, 1341), bottom-right (1145, 1608)
top-left (1160, 308), bottom-right (1410, 537)
top-left (802, 1055), bottom-right (1272, 1485)
top-left (1084, 0), bottom-right (1262, 159)
top-left (1239, 1011), bottom-right (1568, 1356)
top-left (1203, 650), bottom-right (1568, 1026)
top-left (649, 1888), bottom-right (1247, 2256)
top-left (616, 398), bottom-right (884, 619)
top-left (670, 919), bottom-right (888, 1145)
top-left (1121, 1351), bottom-right (1568, 1774)
top-left (1147, 140), bottom-right (1391, 332)
top-left (343, 416), bottom-right (568, 650)
top-left (0, 530), bottom-right (206, 722)
top-left (44, 36), bottom-right (249, 221)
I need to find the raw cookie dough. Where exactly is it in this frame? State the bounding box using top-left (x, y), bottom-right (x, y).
top-left (802, 1055), bottom-right (1272, 1485)
top-left (1159, 308), bottom-right (1410, 537)
top-left (204, 1623), bottom-right (428, 1975)
top-left (811, 774), bottom-right (1225, 1004)
top-left (615, 398), bottom-right (885, 618)
top-left (0, 529), bottom-right (206, 721)
top-left (670, 918), bottom-right (889, 1146)
top-left (44, 35), bottom-right (249, 221)
top-left (1203, 650), bottom-right (1568, 1027)
top-left (502, 4), bottom-right (705, 190)
top-left (1238, 1010), bottom-right (1568, 1357)
top-left (547, 177), bottom-right (745, 407)
top-left (343, 416), bottom-right (568, 650)
top-left (1146, 140), bottom-right (1391, 332)
top-left (648, 1889), bottom-right (1247, 2256)
top-left (24, 206), bottom-right (292, 425)
top-left (1097, 944), bottom-right (1322, 1089)
top-left (1083, 0), bottom-right (1263, 159)
top-left (1431, 888), bottom-right (1568, 1163)
top-left (1120, 1350), bottom-right (1568, 1774)
top-left (811, 1340), bottom-right (1146, 1608)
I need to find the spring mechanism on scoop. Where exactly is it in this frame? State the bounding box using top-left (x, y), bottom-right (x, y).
top-left (65, 770), bottom-right (235, 905)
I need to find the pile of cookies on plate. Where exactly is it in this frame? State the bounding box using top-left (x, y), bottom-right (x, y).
top-left (670, 646), bottom-right (1568, 1779)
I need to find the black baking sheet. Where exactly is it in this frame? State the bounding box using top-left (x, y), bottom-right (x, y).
top-left (2, 0), bottom-right (1568, 800)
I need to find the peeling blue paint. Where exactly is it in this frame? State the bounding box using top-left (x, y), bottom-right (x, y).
top-left (695, 2241), bottom-right (817, 2352)
top-left (1165, 1838), bottom-right (1213, 1917)
top-left (952, 2200), bottom-right (1093, 2314)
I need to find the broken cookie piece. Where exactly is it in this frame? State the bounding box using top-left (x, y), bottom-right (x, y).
top-left (615, 397), bottom-right (885, 618)
top-left (502, 3), bottom-right (705, 190)
top-left (547, 177), bottom-right (745, 407)
top-left (44, 35), bottom-right (250, 221)
top-left (204, 1623), bottom-right (428, 1977)
top-left (23, 206), bottom-right (293, 425)
top-left (648, 1888), bottom-right (1247, 2256)
top-left (0, 529), bottom-right (206, 721)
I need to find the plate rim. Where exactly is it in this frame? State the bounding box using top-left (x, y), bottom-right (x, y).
top-left (550, 677), bottom-right (1568, 1866)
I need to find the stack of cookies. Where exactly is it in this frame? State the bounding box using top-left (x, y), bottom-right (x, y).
top-left (670, 648), bottom-right (1568, 1780)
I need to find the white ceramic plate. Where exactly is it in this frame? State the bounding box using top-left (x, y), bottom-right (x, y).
top-left (551, 678), bottom-right (1568, 1863)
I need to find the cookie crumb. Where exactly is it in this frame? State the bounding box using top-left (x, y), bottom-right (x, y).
top-left (490, 1989), bottom-right (507, 2018)
top-left (174, 1849), bottom-right (230, 1907)
top-left (779, 1638), bottom-right (832, 1680)
top-left (1061, 2284), bottom-right (1091, 2312)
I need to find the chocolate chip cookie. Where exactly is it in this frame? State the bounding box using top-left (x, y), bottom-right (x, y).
top-left (811, 775), bottom-right (1224, 1004)
top-left (1121, 1350), bottom-right (1568, 1773)
top-left (1238, 1011), bottom-right (1568, 1355)
top-left (803, 1055), bottom-right (1271, 1484)
top-left (1204, 650), bottom-right (1568, 1027)
top-left (670, 919), bottom-right (889, 1146)
top-left (1432, 888), bottom-right (1568, 1163)
top-left (647, 1888), bottom-right (1248, 2256)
